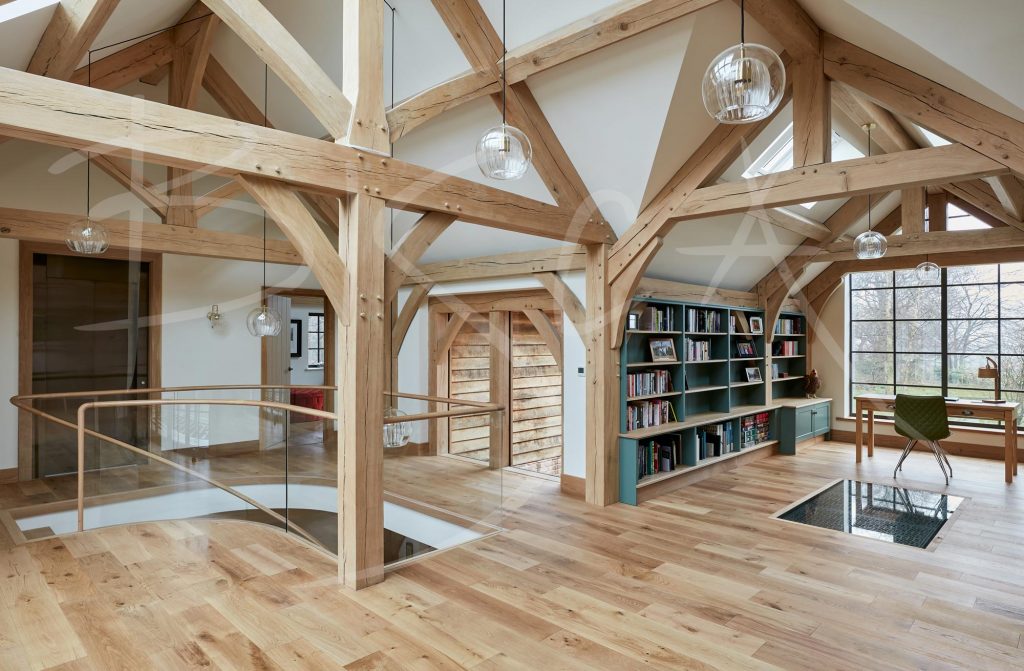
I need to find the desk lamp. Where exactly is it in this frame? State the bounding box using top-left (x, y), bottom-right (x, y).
top-left (978, 357), bottom-right (1004, 403)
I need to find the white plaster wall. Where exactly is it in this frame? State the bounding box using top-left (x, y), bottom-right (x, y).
top-left (0, 239), bottom-right (19, 470)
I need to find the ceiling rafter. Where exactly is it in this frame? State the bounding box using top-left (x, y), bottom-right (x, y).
top-left (388, 0), bottom-right (722, 142)
top-left (27, 0), bottom-right (120, 80)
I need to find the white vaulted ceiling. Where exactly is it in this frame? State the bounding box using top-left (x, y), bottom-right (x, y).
top-left (0, 0), bottom-right (1022, 294)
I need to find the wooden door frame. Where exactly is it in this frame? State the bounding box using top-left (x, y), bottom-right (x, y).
top-left (427, 289), bottom-right (564, 471)
top-left (17, 242), bottom-right (163, 481)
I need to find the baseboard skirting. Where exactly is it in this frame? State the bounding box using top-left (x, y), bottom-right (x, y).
top-left (560, 474), bottom-right (585, 499)
top-left (0, 467), bottom-right (17, 484)
top-left (830, 429), bottom-right (1024, 462)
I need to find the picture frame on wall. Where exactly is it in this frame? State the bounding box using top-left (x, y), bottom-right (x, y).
top-left (745, 367), bottom-right (763, 383)
top-left (749, 316), bottom-right (764, 334)
top-left (290, 319), bottom-right (302, 358)
top-left (649, 337), bottom-right (677, 363)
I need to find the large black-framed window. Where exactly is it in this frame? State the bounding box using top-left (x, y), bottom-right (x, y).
top-left (307, 312), bottom-right (325, 369)
top-left (849, 262), bottom-right (1024, 427)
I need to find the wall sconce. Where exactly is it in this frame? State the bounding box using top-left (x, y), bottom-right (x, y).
top-left (207, 304), bottom-right (222, 329)
top-left (978, 356), bottom-right (1004, 403)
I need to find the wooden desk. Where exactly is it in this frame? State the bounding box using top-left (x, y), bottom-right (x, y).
top-left (854, 394), bottom-right (1020, 484)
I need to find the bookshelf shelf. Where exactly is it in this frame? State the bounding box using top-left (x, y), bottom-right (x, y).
top-left (620, 304), bottom-right (810, 505)
top-left (626, 391), bottom-right (683, 402)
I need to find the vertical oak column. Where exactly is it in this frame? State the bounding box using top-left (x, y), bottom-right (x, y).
top-left (791, 40), bottom-right (831, 168)
top-left (488, 310), bottom-right (511, 469)
top-left (586, 244), bottom-right (619, 505)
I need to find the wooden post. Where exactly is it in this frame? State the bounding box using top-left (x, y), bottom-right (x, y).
top-left (488, 310), bottom-right (510, 469)
top-left (902, 187), bottom-right (926, 234)
top-left (585, 244), bottom-right (619, 505)
top-left (928, 191), bottom-right (948, 231)
top-left (791, 42), bottom-right (830, 167)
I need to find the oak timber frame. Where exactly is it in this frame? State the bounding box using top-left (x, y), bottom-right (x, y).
top-left (7, 0), bottom-right (1024, 587)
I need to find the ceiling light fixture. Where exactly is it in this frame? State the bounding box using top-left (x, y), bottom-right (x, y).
top-left (702, 0), bottom-right (785, 124)
top-left (915, 259), bottom-right (940, 283)
top-left (247, 65), bottom-right (282, 338)
top-left (476, 0), bottom-right (531, 180)
top-left (66, 55), bottom-right (108, 255)
top-left (854, 123), bottom-right (887, 260)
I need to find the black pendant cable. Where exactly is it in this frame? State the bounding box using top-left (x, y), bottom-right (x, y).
top-left (386, 0), bottom-right (397, 399)
top-left (865, 123), bottom-right (873, 233)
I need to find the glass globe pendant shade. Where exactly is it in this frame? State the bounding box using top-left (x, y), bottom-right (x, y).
top-left (65, 218), bottom-right (109, 255)
top-left (476, 123), bottom-right (532, 180)
top-left (854, 230), bottom-right (888, 260)
top-left (916, 261), bottom-right (941, 283)
top-left (702, 43), bottom-right (785, 124)
top-left (246, 305), bottom-right (282, 337)
top-left (383, 408), bottom-right (412, 449)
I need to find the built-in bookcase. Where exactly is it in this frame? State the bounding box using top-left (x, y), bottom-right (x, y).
top-left (619, 300), bottom-right (807, 505)
top-left (770, 311), bottom-right (807, 399)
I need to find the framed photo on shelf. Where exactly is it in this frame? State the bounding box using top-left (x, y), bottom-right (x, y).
top-left (290, 320), bottom-right (302, 358)
top-left (649, 337), bottom-right (677, 363)
top-left (745, 367), bottom-right (763, 383)
top-left (735, 341), bottom-right (755, 358)
top-left (749, 316), bottom-right (763, 334)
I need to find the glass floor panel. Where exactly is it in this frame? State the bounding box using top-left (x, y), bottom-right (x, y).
top-left (777, 480), bottom-right (964, 549)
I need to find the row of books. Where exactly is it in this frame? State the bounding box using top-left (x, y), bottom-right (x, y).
top-left (686, 308), bottom-right (723, 333)
top-left (686, 339), bottom-right (713, 361)
top-left (696, 422), bottom-right (734, 460)
top-left (775, 318), bottom-right (803, 335)
top-left (637, 435), bottom-right (683, 478)
top-left (773, 341), bottom-right (800, 356)
top-left (740, 412), bottom-right (772, 449)
top-left (627, 370), bottom-right (673, 397)
top-left (630, 306), bottom-right (676, 332)
top-left (625, 399), bottom-right (678, 431)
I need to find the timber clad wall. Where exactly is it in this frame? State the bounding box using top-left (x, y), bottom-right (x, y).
top-left (446, 311), bottom-right (563, 466)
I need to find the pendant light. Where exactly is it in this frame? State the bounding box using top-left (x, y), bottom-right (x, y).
top-left (476, 0), bottom-right (532, 180)
top-left (247, 66), bottom-right (283, 338)
top-left (702, 0), bottom-right (785, 124)
top-left (383, 407), bottom-right (412, 449)
top-left (854, 123), bottom-right (887, 260)
top-left (66, 52), bottom-right (108, 255)
top-left (916, 259), bottom-right (940, 283)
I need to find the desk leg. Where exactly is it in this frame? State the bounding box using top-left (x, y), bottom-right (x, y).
top-left (867, 409), bottom-right (875, 458)
top-left (855, 402), bottom-right (863, 463)
top-left (1006, 414), bottom-right (1016, 484)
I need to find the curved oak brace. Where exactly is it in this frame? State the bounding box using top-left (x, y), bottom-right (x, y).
top-left (236, 175), bottom-right (350, 324)
top-left (385, 212), bottom-right (456, 304)
top-left (609, 236), bottom-right (663, 350)
top-left (534, 271), bottom-right (585, 335)
top-left (524, 308), bottom-right (563, 369)
top-left (436, 312), bottom-right (470, 360)
top-left (392, 283), bottom-right (433, 359)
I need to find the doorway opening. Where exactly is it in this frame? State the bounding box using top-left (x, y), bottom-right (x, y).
top-left (20, 245), bottom-right (161, 479)
top-left (430, 290), bottom-right (564, 479)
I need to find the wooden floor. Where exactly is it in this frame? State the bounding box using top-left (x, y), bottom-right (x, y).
top-left (2, 441), bottom-right (1024, 669)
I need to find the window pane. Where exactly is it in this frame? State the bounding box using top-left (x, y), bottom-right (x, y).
top-left (896, 354), bottom-right (941, 386)
top-left (308, 333), bottom-right (318, 349)
top-left (1002, 263), bottom-right (1024, 283)
top-left (852, 383), bottom-right (893, 398)
top-left (896, 386), bottom-right (942, 397)
top-left (1000, 356), bottom-right (1024, 392)
top-left (1001, 320), bottom-right (1024, 354)
top-left (852, 321), bottom-right (892, 352)
top-left (895, 269), bottom-right (938, 287)
top-left (946, 319), bottom-right (998, 354)
top-left (318, 334), bottom-right (325, 349)
top-left (895, 287), bottom-right (941, 319)
top-left (852, 353), bottom-right (893, 384)
top-left (851, 289), bottom-right (893, 320)
top-left (1004, 391), bottom-right (1024, 426)
top-left (946, 284), bottom-right (998, 319)
top-left (1002, 284), bottom-right (1024, 318)
top-left (947, 355), bottom-right (996, 389)
top-left (896, 321), bottom-right (940, 352)
top-left (947, 264), bottom-right (998, 284)
top-left (850, 271), bottom-right (892, 290)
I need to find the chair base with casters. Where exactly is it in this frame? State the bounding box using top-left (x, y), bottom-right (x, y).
top-left (892, 395), bottom-right (953, 485)
top-left (893, 438), bottom-right (953, 485)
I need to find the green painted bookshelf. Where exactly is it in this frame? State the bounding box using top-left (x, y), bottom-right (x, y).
top-left (619, 302), bottom-right (815, 505)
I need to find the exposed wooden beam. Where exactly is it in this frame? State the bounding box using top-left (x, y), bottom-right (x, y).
top-left (812, 227), bottom-right (1024, 263)
top-left (990, 176), bottom-right (1024, 221)
top-left (91, 155), bottom-right (169, 219)
top-left (28, 0), bottom-right (120, 80)
top-left (343, 0), bottom-right (388, 153)
top-left (236, 175), bottom-right (349, 321)
top-left (942, 180), bottom-right (1024, 231)
top-left (667, 144), bottom-right (1006, 224)
top-left (927, 191), bottom-right (947, 231)
top-left (584, 243), bottom-right (618, 505)
top-left (392, 282), bottom-right (433, 359)
top-left (388, 0), bottom-right (722, 141)
top-left (407, 246), bottom-right (586, 286)
top-left (901, 187), bottom-right (925, 235)
top-left (0, 207), bottom-right (300, 263)
top-left (202, 0), bottom-right (352, 140)
top-left (823, 33), bottom-right (1024, 178)
top-left (436, 311), bottom-right (469, 357)
top-left (0, 67), bottom-right (607, 242)
top-left (746, 207), bottom-right (831, 241)
top-left (534, 272), bottom-right (586, 333)
top-left (608, 63), bottom-right (793, 283)
top-left (385, 212), bottom-right (455, 303)
top-left (741, 0), bottom-right (819, 59)
top-left (524, 308), bottom-right (563, 368)
top-left (193, 180), bottom-right (245, 219)
top-left (69, 31), bottom-right (174, 90)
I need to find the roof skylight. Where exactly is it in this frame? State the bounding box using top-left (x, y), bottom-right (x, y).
top-left (0, 0), bottom-right (59, 23)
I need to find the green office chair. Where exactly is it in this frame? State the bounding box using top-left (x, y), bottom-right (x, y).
top-left (893, 394), bottom-right (953, 485)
